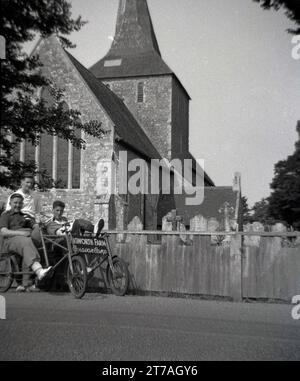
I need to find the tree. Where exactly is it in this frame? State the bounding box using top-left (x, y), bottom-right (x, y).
top-left (0, 0), bottom-right (104, 188)
top-left (268, 121), bottom-right (300, 229)
top-left (251, 198), bottom-right (275, 225)
top-left (253, 0), bottom-right (300, 34)
top-left (241, 196), bottom-right (252, 224)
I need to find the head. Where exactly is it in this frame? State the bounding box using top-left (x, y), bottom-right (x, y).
top-left (20, 173), bottom-right (34, 193)
top-left (9, 193), bottom-right (24, 213)
top-left (52, 200), bottom-right (65, 220)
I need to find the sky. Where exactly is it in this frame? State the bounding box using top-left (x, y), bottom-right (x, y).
top-left (25, 0), bottom-right (300, 206)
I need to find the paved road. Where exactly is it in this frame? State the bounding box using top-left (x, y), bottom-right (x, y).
top-left (0, 292), bottom-right (300, 361)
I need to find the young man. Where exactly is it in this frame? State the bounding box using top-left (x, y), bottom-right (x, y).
top-left (6, 173), bottom-right (42, 220)
top-left (6, 173), bottom-right (44, 248)
top-left (0, 193), bottom-right (52, 291)
top-left (46, 200), bottom-right (104, 238)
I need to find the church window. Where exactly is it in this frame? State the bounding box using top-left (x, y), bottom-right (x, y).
top-left (137, 82), bottom-right (144, 103)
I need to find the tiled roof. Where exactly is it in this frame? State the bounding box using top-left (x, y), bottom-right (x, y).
top-left (186, 151), bottom-right (214, 187)
top-left (90, 0), bottom-right (174, 80)
top-left (90, 51), bottom-right (173, 79)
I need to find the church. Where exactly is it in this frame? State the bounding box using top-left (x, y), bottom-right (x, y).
top-left (17, 0), bottom-right (242, 231)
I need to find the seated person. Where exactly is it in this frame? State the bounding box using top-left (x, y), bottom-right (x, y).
top-left (0, 193), bottom-right (52, 292)
top-left (46, 200), bottom-right (104, 238)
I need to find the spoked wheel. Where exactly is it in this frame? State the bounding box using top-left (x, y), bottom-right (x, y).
top-left (66, 255), bottom-right (87, 299)
top-left (0, 256), bottom-right (18, 293)
top-left (106, 256), bottom-right (129, 296)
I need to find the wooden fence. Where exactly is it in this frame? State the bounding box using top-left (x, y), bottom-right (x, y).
top-left (99, 230), bottom-right (300, 302)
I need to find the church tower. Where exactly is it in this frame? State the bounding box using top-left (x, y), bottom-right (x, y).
top-left (90, 0), bottom-right (191, 161)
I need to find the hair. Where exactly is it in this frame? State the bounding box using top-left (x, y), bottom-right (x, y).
top-left (52, 200), bottom-right (65, 209)
top-left (21, 172), bottom-right (34, 181)
top-left (10, 193), bottom-right (24, 201)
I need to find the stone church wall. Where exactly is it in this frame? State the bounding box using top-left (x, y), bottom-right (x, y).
top-left (104, 76), bottom-right (172, 159)
top-left (34, 36), bottom-right (115, 195)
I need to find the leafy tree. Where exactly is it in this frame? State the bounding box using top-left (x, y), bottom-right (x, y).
top-left (253, 0), bottom-right (300, 34)
top-left (251, 198), bottom-right (275, 225)
top-left (268, 121), bottom-right (300, 229)
top-left (241, 196), bottom-right (252, 224)
top-left (0, 0), bottom-right (104, 188)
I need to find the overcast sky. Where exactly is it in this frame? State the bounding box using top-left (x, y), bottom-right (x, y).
top-left (26, 0), bottom-right (300, 206)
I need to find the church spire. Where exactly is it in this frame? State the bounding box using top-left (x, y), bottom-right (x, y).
top-left (90, 0), bottom-right (172, 79)
top-left (110, 0), bottom-right (161, 57)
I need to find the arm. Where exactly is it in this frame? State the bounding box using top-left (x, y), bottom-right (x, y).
top-left (46, 221), bottom-right (61, 236)
top-left (0, 227), bottom-right (31, 238)
top-left (0, 212), bottom-right (31, 238)
top-left (46, 217), bottom-right (69, 236)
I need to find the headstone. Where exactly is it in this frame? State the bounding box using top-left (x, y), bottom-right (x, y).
top-left (271, 223), bottom-right (287, 233)
top-left (162, 211), bottom-right (175, 231)
top-left (190, 214), bottom-right (207, 232)
top-left (208, 217), bottom-right (220, 244)
top-left (245, 222), bottom-right (264, 247)
top-left (127, 216), bottom-right (143, 231)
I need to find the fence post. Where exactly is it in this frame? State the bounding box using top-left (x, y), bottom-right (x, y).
top-left (230, 233), bottom-right (242, 301)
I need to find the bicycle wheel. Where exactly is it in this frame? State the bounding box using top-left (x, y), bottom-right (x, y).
top-left (0, 256), bottom-right (17, 292)
top-left (66, 255), bottom-right (87, 299)
top-left (106, 256), bottom-right (129, 296)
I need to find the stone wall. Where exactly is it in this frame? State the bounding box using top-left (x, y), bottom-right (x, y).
top-left (104, 76), bottom-right (172, 159)
top-left (33, 36), bottom-right (115, 195)
top-left (0, 187), bottom-right (96, 225)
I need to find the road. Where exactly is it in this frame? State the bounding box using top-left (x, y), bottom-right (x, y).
top-left (0, 291), bottom-right (300, 361)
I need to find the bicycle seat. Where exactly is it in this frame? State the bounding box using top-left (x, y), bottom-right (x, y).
top-left (95, 219), bottom-right (105, 238)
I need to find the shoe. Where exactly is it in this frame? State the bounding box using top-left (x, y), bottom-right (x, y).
top-left (16, 285), bottom-right (26, 292)
top-left (26, 284), bottom-right (40, 292)
top-left (86, 267), bottom-right (93, 274)
top-left (95, 219), bottom-right (105, 238)
top-left (36, 267), bottom-right (52, 281)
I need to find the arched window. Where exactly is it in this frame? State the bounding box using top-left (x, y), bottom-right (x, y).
top-left (137, 82), bottom-right (144, 103)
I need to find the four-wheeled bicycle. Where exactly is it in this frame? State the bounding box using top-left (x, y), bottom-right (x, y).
top-left (0, 220), bottom-right (129, 298)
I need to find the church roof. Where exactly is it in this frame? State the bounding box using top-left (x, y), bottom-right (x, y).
top-left (65, 51), bottom-right (161, 160)
top-left (89, 0), bottom-right (174, 79)
top-left (90, 52), bottom-right (173, 80)
top-left (186, 151), bottom-right (214, 187)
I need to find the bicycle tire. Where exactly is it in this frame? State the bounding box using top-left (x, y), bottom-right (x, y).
top-left (106, 256), bottom-right (129, 296)
top-left (0, 256), bottom-right (17, 293)
top-left (66, 255), bottom-right (87, 299)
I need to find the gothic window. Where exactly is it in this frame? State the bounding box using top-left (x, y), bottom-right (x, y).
top-left (137, 82), bottom-right (144, 103)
